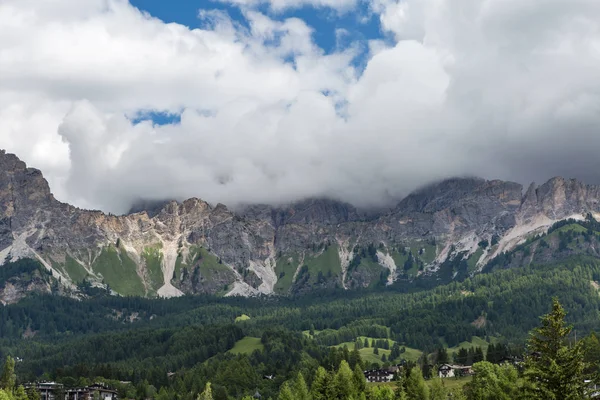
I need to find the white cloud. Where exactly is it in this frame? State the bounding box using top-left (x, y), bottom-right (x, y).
top-left (1, 0), bottom-right (600, 213)
top-left (215, 0), bottom-right (357, 13)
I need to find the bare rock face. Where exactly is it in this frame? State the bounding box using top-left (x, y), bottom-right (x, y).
top-left (3, 149), bottom-right (600, 299)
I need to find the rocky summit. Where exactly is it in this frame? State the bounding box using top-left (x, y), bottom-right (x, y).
top-left (2, 149), bottom-right (600, 301)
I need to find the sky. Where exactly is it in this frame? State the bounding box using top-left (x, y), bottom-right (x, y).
top-left (1, 0), bottom-right (600, 214)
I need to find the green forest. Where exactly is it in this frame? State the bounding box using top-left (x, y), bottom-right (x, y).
top-left (3, 218), bottom-right (600, 398)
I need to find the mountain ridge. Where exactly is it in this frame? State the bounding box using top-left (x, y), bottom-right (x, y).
top-left (2, 149), bottom-right (600, 301)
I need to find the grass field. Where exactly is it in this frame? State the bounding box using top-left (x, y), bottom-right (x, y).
top-left (304, 245), bottom-right (342, 283)
top-left (228, 337), bottom-right (264, 355)
top-left (63, 255), bottom-right (89, 283)
top-left (142, 244), bottom-right (164, 293)
top-left (274, 254), bottom-right (300, 293)
top-left (334, 336), bottom-right (423, 363)
top-left (447, 336), bottom-right (498, 356)
top-left (92, 245), bottom-right (146, 297)
top-left (416, 242), bottom-right (437, 264)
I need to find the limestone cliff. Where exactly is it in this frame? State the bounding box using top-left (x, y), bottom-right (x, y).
top-left (2, 149), bottom-right (600, 298)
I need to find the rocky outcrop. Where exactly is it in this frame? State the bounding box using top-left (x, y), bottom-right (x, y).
top-left (3, 149), bottom-right (600, 299)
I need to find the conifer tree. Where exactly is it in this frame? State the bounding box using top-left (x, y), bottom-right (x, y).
top-left (0, 357), bottom-right (15, 393)
top-left (292, 373), bottom-right (310, 400)
top-left (334, 361), bottom-right (355, 400)
top-left (278, 382), bottom-right (296, 400)
top-left (523, 298), bottom-right (589, 399)
top-left (404, 367), bottom-right (429, 400)
top-left (310, 367), bottom-right (328, 400)
top-left (429, 378), bottom-right (447, 400)
top-left (352, 364), bottom-right (366, 394)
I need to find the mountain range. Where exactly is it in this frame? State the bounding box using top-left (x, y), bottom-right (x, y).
top-left (2, 149), bottom-right (600, 303)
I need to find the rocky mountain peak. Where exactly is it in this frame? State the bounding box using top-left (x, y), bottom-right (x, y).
top-left (4, 149), bottom-right (600, 299)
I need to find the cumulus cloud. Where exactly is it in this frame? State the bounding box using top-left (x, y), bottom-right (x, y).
top-left (1, 0), bottom-right (600, 213)
top-left (215, 0), bottom-right (357, 13)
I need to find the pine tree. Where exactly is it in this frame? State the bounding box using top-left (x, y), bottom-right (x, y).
top-left (429, 378), bottom-right (447, 400)
top-left (474, 347), bottom-right (485, 363)
top-left (352, 364), bottom-right (366, 394)
top-left (523, 298), bottom-right (589, 399)
top-left (436, 347), bottom-right (449, 364)
top-left (292, 373), bottom-right (310, 400)
top-left (373, 346), bottom-right (379, 355)
top-left (334, 360), bottom-right (355, 400)
top-left (456, 348), bottom-right (469, 365)
top-left (278, 382), bottom-right (296, 400)
top-left (404, 367), bottom-right (429, 400)
top-left (310, 367), bottom-right (328, 400)
top-left (0, 357), bottom-right (15, 393)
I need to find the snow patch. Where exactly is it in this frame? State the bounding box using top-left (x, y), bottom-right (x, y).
top-left (376, 251), bottom-right (397, 285)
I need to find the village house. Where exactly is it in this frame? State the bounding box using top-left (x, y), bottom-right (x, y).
top-left (363, 369), bottom-right (395, 383)
top-left (437, 364), bottom-right (473, 378)
top-left (24, 382), bottom-right (64, 400)
top-left (25, 382), bottom-right (118, 400)
top-left (66, 383), bottom-right (118, 400)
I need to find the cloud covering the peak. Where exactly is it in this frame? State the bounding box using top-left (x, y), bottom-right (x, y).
top-left (1, 0), bottom-right (600, 213)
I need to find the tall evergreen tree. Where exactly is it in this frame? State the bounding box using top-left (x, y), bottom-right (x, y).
top-left (523, 298), bottom-right (589, 399)
top-left (278, 383), bottom-right (296, 400)
top-left (352, 364), bottom-right (366, 394)
top-left (456, 348), bottom-right (469, 365)
top-left (404, 367), bottom-right (429, 400)
top-left (310, 367), bottom-right (328, 400)
top-left (334, 361), bottom-right (355, 400)
top-left (0, 357), bottom-right (15, 393)
top-left (292, 373), bottom-right (310, 400)
top-left (436, 347), bottom-right (449, 364)
top-left (474, 347), bottom-right (485, 363)
top-left (429, 378), bottom-right (447, 400)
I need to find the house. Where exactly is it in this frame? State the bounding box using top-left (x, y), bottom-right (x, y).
top-left (585, 380), bottom-right (600, 398)
top-left (65, 383), bottom-right (118, 400)
top-left (24, 382), bottom-right (64, 400)
top-left (364, 369), bottom-right (395, 383)
top-left (438, 364), bottom-right (473, 378)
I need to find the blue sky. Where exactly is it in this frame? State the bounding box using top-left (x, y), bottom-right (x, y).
top-left (129, 0), bottom-right (385, 55)
top-left (128, 0), bottom-right (387, 126)
top-left (130, 0), bottom-right (386, 125)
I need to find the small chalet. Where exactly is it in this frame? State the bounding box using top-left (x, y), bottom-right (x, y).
top-left (438, 364), bottom-right (473, 378)
top-left (363, 369), bottom-right (394, 383)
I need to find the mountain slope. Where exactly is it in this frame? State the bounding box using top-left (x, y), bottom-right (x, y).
top-left (2, 149), bottom-right (600, 299)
